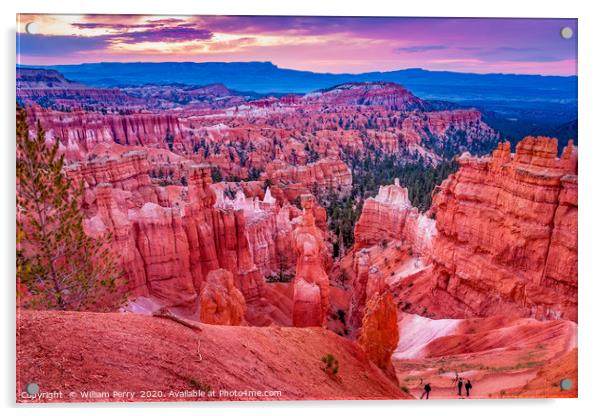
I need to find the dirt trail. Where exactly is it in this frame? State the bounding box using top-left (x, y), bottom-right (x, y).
top-left (410, 369), bottom-right (539, 400)
top-left (394, 313), bottom-right (577, 399)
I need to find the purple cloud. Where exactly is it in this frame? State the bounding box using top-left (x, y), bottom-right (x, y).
top-left (17, 33), bottom-right (110, 56)
top-left (71, 20), bottom-right (213, 43)
top-left (396, 45), bottom-right (448, 53)
top-left (113, 26), bottom-right (213, 43)
top-left (72, 22), bottom-right (155, 30)
top-left (17, 25), bottom-right (214, 58)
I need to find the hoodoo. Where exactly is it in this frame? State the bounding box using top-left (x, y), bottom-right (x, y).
top-left (200, 269), bottom-right (246, 325)
top-left (292, 195), bottom-right (331, 327)
top-left (354, 178), bottom-right (436, 256)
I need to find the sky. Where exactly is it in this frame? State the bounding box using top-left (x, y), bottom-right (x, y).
top-left (16, 14), bottom-right (578, 76)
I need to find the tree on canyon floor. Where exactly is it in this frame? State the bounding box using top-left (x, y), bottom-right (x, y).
top-left (346, 150), bottom-right (460, 212)
top-left (165, 129), bottom-right (175, 151)
top-left (326, 193), bottom-right (362, 252)
top-left (16, 105), bottom-right (127, 311)
top-left (326, 150), bottom-right (460, 254)
top-left (210, 167), bottom-right (223, 183)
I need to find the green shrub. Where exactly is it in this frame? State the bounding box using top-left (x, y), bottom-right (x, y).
top-left (321, 353), bottom-right (340, 376)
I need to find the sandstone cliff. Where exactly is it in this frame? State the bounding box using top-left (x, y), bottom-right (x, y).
top-left (262, 158), bottom-right (353, 198)
top-left (30, 108), bottom-right (186, 159)
top-left (74, 148), bottom-right (315, 326)
top-left (417, 137), bottom-right (578, 321)
top-left (78, 156), bottom-right (258, 310)
top-left (343, 179), bottom-right (435, 336)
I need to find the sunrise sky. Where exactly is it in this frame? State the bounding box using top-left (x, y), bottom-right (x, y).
top-left (16, 14), bottom-right (578, 76)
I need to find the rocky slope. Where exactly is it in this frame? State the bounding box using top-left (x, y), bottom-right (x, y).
top-left (17, 310), bottom-right (409, 402)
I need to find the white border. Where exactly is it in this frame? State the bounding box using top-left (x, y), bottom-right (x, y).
top-left (2, 1), bottom-right (601, 415)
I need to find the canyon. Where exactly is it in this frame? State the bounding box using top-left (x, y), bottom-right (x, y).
top-left (19, 68), bottom-right (500, 173)
top-left (16, 68), bottom-right (578, 401)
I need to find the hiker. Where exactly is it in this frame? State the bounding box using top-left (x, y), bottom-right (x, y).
top-left (420, 382), bottom-right (431, 400)
top-left (457, 377), bottom-right (464, 397)
top-left (452, 371), bottom-right (459, 385)
top-left (465, 379), bottom-right (472, 398)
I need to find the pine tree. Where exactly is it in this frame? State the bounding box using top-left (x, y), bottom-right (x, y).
top-left (16, 105), bottom-right (126, 311)
top-left (165, 129), bottom-right (174, 151)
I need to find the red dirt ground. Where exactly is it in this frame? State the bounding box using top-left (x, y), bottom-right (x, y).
top-left (16, 309), bottom-right (409, 403)
top-left (492, 349), bottom-right (578, 398)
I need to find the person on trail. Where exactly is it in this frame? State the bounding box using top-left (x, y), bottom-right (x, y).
top-left (465, 380), bottom-right (472, 398)
top-left (457, 377), bottom-right (464, 397)
top-left (420, 382), bottom-right (431, 400)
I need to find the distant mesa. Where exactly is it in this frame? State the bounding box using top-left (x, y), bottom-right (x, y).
top-left (17, 67), bottom-right (84, 89)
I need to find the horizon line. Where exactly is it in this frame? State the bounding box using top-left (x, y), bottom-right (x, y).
top-left (16, 61), bottom-right (578, 78)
